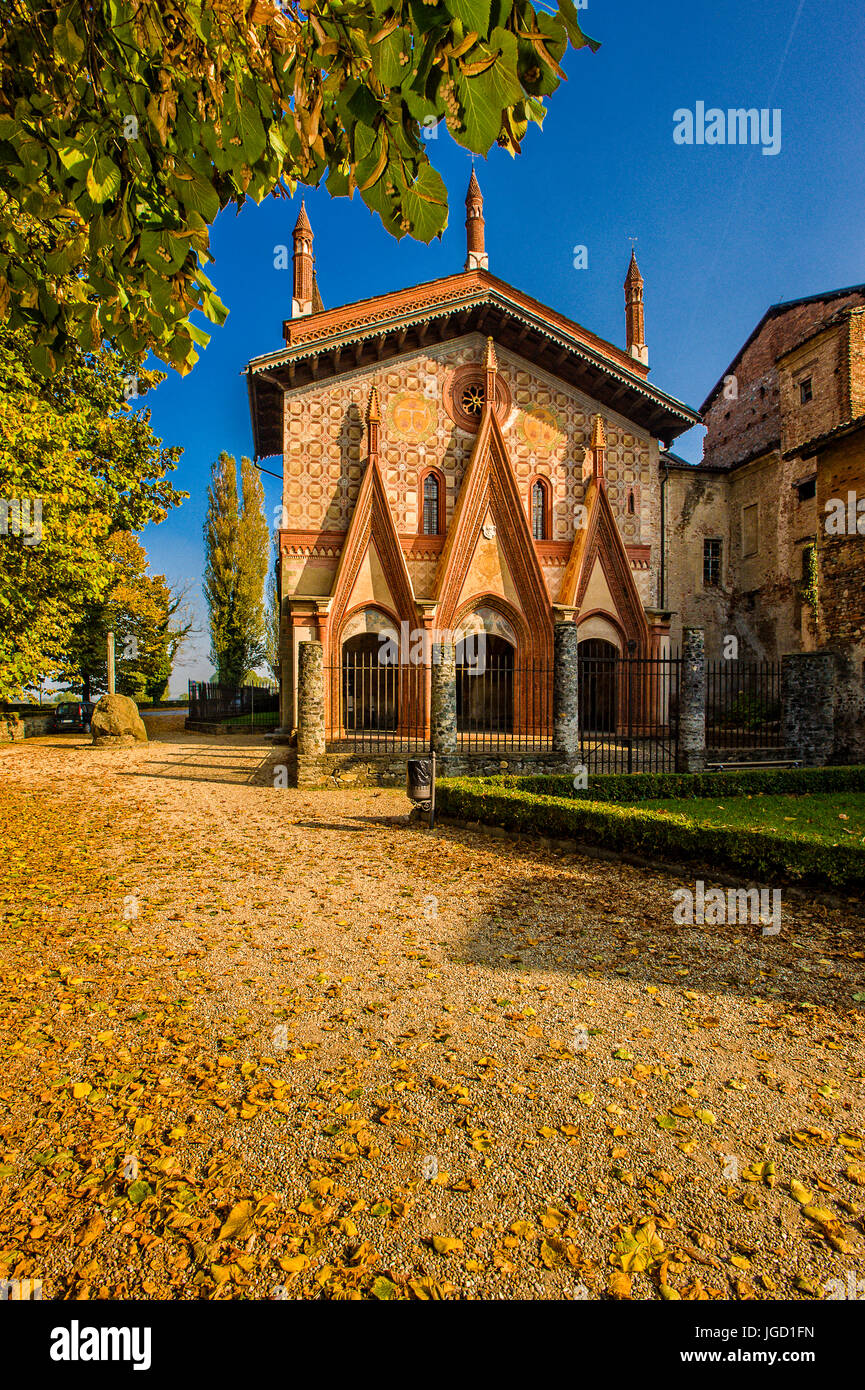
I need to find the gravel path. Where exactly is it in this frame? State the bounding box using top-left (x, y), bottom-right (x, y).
top-left (0, 731), bottom-right (863, 1301)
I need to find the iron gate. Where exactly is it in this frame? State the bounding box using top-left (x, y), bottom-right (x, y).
top-left (578, 650), bottom-right (680, 774)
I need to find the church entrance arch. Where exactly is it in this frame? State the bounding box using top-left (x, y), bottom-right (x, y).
top-left (456, 633), bottom-right (514, 732)
top-left (340, 608), bottom-right (399, 733)
top-left (455, 603), bottom-right (519, 734)
top-left (578, 637), bottom-right (619, 733)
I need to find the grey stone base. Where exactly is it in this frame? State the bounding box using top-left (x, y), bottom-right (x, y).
top-left (291, 749), bottom-right (580, 789)
top-left (184, 719), bottom-right (278, 735)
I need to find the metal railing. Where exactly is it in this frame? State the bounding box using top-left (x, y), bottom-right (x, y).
top-left (456, 658), bottom-right (553, 751)
top-left (578, 652), bottom-right (680, 774)
top-left (706, 660), bottom-right (783, 753)
top-left (188, 680), bottom-right (280, 728)
top-left (325, 658), bottom-right (428, 752)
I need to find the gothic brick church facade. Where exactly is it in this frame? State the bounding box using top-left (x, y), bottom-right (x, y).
top-left (247, 174), bottom-right (699, 736)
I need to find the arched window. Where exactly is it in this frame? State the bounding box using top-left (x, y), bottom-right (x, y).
top-left (421, 471), bottom-right (442, 535)
top-left (531, 479), bottom-right (549, 540)
top-left (627, 487), bottom-right (636, 515)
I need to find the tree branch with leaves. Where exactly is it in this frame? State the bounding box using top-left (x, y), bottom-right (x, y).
top-left (0, 0), bottom-right (597, 376)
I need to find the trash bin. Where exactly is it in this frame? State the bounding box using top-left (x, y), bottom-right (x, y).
top-left (406, 756), bottom-right (433, 809)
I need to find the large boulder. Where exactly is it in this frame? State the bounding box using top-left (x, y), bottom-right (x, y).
top-left (91, 693), bottom-right (148, 745)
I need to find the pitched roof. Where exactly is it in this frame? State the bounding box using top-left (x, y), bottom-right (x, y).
top-left (247, 268), bottom-right (699, 458)
top-left (700, 282), bottom-right (865, 415)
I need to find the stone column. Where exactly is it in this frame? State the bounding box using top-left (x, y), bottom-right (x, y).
top-left (430, 641), bottom-right (457, 755)
top-left (297, 640), bottom-right (325, 756)
top-left (553, 620), bottom-right (579, 756)
top-left (781, 651), bottom-right (836, 766)
top-left (677, 625), bottom-right (706, 772)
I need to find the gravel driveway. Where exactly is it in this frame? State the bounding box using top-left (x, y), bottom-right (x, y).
top-left (0, 731), bottom-right (863, 1301)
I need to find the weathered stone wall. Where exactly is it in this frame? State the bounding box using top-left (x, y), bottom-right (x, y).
top-left (0, 713), bottom-right (53, 742)
top-left (829, 648), bottom-right (865, 764)
top-left (702, 290), bottom-right (865, 471)
top-left (677, 626), bottom-right (706, 772)
top-left (817, 429), bottom-right (865, 663)
top-left (778, 318), bottom-right (855, 456)
top-left (664, 463), bottom-right (731, 656)
top-left (781, 651), bottom-right (837, 765)
top-left (665, 451), bottom-right (813, 662)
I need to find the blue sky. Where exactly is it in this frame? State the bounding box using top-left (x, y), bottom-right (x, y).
top-left (137, 0), bottom-right (865, 693)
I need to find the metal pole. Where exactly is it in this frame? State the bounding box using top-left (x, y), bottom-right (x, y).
top-left (107, 631), bottom-right (115, 695)
top-left (429, 750), bottom-right (436, 831)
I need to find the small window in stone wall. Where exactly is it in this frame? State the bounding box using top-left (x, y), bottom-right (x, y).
top-left (799, 377), bottom-right (813, 404)
top-left (703, 538), bottom-right (722, 587)
top-left (742, 502), bottom-right (759, 557)
top-left (797, 476), bottom-right (816, 503)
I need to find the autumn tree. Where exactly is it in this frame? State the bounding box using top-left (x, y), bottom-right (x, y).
top-left (0, 1), bottom-right (597, 376)
top-left (264, 560), bottom-right (281, 684)
top-left (203, 453), bottom-right (270, 686)
top-left (67, 532), bottom-right (194, 702)
top-left (0, 326), bottom-right (185, 701)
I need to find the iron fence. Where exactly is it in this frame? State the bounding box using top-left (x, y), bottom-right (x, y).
top-left (456, 658), bottom-right (553, 751)
top-left (706, 660), bottom-right (783, 753)
top-left (188, 680), bottom-right (280, 728)
top-left (325, 657), bottom-right (428, 752)
top-left (578, 651), bottom-right (680, 774)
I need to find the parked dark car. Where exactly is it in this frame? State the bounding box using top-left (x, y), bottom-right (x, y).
top-left (51, 700), bottom-right (95, 733)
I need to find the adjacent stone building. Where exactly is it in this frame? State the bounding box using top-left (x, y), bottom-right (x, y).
top-left (665, 285), bottom-right (865, 664)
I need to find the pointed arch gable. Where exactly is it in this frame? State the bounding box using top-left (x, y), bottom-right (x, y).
top-left (329, 455), bottom-right (416, 648)
top-left (559, 478), bottom-right (649, 652)
top-left (433, 408), bottom-right (552, 662)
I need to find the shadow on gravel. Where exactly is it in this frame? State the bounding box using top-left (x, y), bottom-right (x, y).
top-left (434, 832), bottom-right (865, 1015)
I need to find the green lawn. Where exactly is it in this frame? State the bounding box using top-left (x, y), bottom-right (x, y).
top-left (645, 792), bottom-right (865, 848)
top-left (222, 711), bottom-right (279, 728)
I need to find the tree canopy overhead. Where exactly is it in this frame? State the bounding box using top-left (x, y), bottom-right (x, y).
top-left (0, 1), bottom-right (597, 376)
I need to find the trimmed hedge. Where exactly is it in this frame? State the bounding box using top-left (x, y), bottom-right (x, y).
top-left (434, 779), bottom-right (865, 890)
top-left (466, 765), bottom-right (865, 804)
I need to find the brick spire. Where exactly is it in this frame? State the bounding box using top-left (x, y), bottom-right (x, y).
top-left (292, 200), bottom-right (314, 318)
top-left (465, 167), bottom-right (488, 271)
top-left (366, 385), bottom-right (381, 458)
top-left (591, 414), bottom-right (607, 482)
top-left (624, 249), bottom-right (648, 365)
top-left (484, 336), bottom-right (498, 408)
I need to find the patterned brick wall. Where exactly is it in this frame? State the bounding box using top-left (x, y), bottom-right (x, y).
top-left (280, 333), bottom-right (657, 604)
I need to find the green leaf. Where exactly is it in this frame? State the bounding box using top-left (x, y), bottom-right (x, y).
top-left (86, 157), bottom-right (121, 205)
top-left (558, 0), bottom-right (601, 52)
top-left (371, 1276), bottom-right (399, 1300)
top-left (170, 167), bottom-right (220, 222)
top-left (401, 163), bottom-right (448, 242)
top-left (127, 1179), bottom-right (153, 1204)
top-left (445, 0), bottom-right (491, 28)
